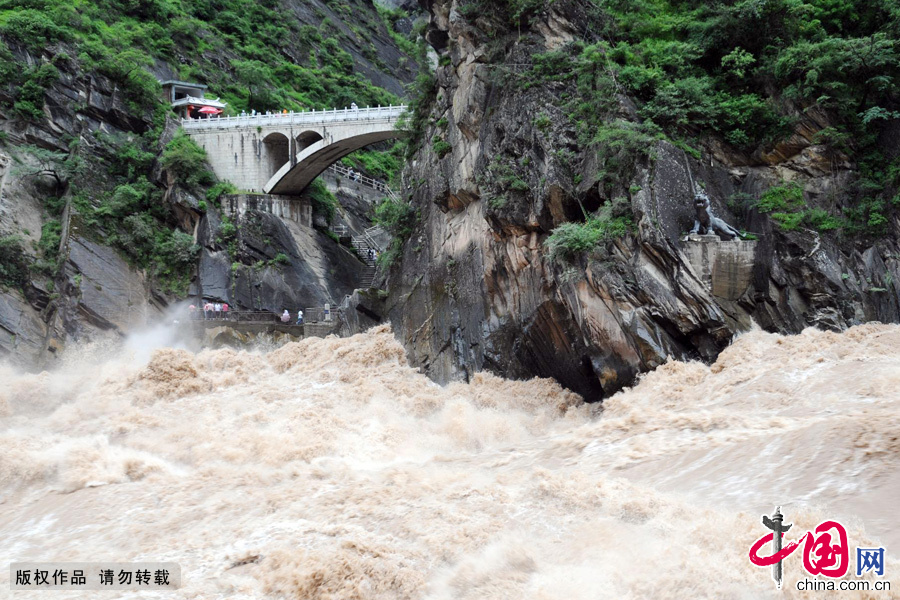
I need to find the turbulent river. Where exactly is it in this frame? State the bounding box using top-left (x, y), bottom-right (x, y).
top-left (1, 323), bottom-right (898, 599)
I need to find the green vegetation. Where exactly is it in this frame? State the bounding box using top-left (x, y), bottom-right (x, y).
top-left (0, 236), bottom-right (30, 289)
top-left (376, 4), bottom-right (418, 58)
top-left (271, 252), bottom-right (291, 266)
top-left (435, 0), bottom-right (900, 242)
top-left (60, 132), bottom-right (203, 292)
top-left (160, 132), bottom-right (213, 189)
top-left (545, 198), bottom-right (634, 264)
top-left (756, 182), bottom-right (843, 232)
top-left (533, 113), bottom-right (551, 132)
top-left (307, 179), bottom-right (338, 225)
top-left (341, 144), bottom-right (403, 182)
top-left (0, 0), bottom-right (412, 118)
top-left (432, 137), bottom-right (452, 159)
top-left (374, 196), bottom-right (416, 267)
top-left (37, 219), bottom-right (62, 259)
top-left (12, 145), bottom-right (82, 197)
top-left (399, 66), bottom-right (438, 159)
top-left (205, 181), bottom-right (237, 206)
top-left (14, 63), bottom-right (58, 120)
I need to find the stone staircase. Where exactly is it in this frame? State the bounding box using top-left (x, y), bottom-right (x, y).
top-left (352, 226), bottom-right (386, 290)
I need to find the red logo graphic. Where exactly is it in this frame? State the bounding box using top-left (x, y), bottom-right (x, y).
top-left (750, 521), bottom-right (849, 576)
top-left (749, 507), bottom-right (850, 588)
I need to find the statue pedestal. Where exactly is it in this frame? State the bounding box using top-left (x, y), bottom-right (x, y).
top-left (684, 233), bottom-right (722, 243)
top-left (683, 236), bottom-right (758, 300)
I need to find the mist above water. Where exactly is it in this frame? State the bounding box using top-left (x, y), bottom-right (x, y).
top-left (1, 323), bottom-right (897, 599)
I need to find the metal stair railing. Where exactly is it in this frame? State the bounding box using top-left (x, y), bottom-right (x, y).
top-left (327, 164), bottom-right (398, 200)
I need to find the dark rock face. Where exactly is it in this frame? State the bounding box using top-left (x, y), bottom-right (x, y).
top-left (61, 236), bottom-right (165, 333)
top-left (196, 210), bottom-right (365, 311)
top-left (385, 0), bottom-right (900, 401)
top-left (0, 289), bottom-right (48, 367)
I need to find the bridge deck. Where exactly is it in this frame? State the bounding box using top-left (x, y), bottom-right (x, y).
top-left (181, 105), bottom-right (407, 131)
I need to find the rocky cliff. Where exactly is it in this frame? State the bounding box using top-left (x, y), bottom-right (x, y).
top-left (0, 0), bottom-right (421, 369)
top-left (382, 0), bottom-right (900, 400)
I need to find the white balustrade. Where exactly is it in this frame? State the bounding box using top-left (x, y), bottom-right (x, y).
top-left (180, 104), bottom-right (408, 131)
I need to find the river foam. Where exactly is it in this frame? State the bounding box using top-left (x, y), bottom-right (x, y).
top-left (1, 323), bottom-right (897, 598)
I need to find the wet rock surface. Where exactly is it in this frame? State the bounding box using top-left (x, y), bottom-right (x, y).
top-left (196, 210), bottom-right (365, 312)
top-left (381, 0), bottom-right (900, 401)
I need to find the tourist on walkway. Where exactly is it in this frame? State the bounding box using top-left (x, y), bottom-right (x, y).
top-left (214, 302), bottom-right (222, 319)
top-left (222, 303), bottom-right (229, 320)
top-left (351, 102), bottom-right (358, 111)
top-left (281, 309), bottom-right (291, 323)
top-left (296, 309), bottom-right (303, 325)
top-left (188, 304), bottom-right (196, 319)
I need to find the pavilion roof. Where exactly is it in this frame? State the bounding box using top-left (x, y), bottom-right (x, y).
top-left (171, 96), bottom-right (227, 108)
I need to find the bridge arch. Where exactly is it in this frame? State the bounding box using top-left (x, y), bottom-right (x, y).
top-left (181, 105), bottom-right (408, 194)
top-left (262, 132), bottom-right (290, 179)
top-left (265, 126), bottom-right (407, 195)
top-left (295, 130), bottom-right (323, 153)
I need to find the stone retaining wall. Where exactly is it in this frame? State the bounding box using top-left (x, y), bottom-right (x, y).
top-left (682, 234), bottom-right (758, 300)
top-left (222, 194), bottom-right (312, 227)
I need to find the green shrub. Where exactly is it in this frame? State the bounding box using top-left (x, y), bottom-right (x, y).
top-left (592, 121), bottom-right (657, 195)
top-left (804, 208), bottom-right (843, 231)
top-left (13, 63), bottom-right (58, 121)
top-left (342, 148), bottom-right (401, 181)
top-left (770, 212), bottom-right (804, 231)
top-left (374, 197), bottom-right (416, 239)
top-left (155, 229), bottom-right (199, 270)
top-left (113, 139), bottom-right (156, 180)
top-left (756, 182), bottom-right (805, 214)
top-left (0, 9), bottom-right (66, 52)
top-left (545, 198), bottom-right (633, 264)
top-left (38, 220), bottom-right (62, 259)
top-left (756, 183), bottom-right (847, 233)
top-left (432, 138), bottom-right (452, 159)
top-left (0, 40), bottom-right (16, 85)
top-left (307, 178), bottom-right (338, 224)
top-left (97, 179), bottom-right (152, 218)
top-left (0, 236), bottom-right (30, 288)
top-left (206, 181), bottom-right (237, 205)
top-left (217, 216), bottom-right (237, 241)
top-left (533, 113), bottom-right (552, 132)
top-left (161, 131), bottom-right (213, 189)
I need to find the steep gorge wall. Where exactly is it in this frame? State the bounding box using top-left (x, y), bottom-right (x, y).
top-left (0, 0), bottom-right (420, 369)
top-left (383, 0), bottom-right (900, 400)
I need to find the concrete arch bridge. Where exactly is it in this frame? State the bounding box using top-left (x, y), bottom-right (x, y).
top-left (181, 105), bottom-right (407, 195)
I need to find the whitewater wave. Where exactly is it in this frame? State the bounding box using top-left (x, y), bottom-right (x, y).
top-left (0, 323), bottom-right (897, 598)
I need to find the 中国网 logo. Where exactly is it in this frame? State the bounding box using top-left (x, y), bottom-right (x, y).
top-left (748, 506), bottom-right (887, 591)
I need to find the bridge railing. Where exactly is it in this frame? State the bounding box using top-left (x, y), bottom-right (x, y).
top-left (181, 105), bottom-right (408, 131)
top-left (327, 164), bottom-right (398, 200)
top-left (188, 310), bottom-right (301, 323)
